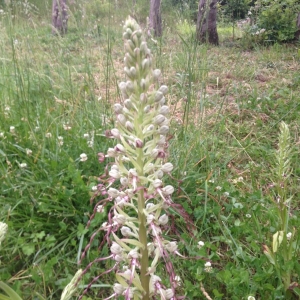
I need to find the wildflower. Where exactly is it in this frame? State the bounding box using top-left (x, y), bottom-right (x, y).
top-left (248, 296), bottom-right (255, 300)
top-left (10, 126), bottom-right (15, 133)
top-left (4, 106), bottom-right (10, 111)
top-left (58, 136), bottom-right (64, 146)
top-left (286, 232), bottom-right (292, 240)
top-left (26, 148), bottom-right (32, 156)
top-left (91, 186), bottom-right (98, 191)
top-left (60, 269), bottom-right (83, 300)
top-left (246, 214), bottom-right (251, 218)
top-left (216, 186), bottom-right (222, 191)
top-left (45, 132), bottom-right (52, 138)
top-left (198, 241), bottom-right (205, 249)
top-left (20, 163), bottom-right (27, 168)
top-left (0, 222), bottom-right (8, 244)
top-left (174, 275), bottom-right (182, 286)
top-left (96, 205), bottom-right (104, 213)
top-left (63, 123), bottom-right (72, 130)
top-left (80, 153), bottom-right (88, 162)
top-left (0, 132), bottom-right (4, 138)
top-left (204, 261), bottom-right (213, 272)
top-left (223, 192), bottom-right (230, 197)
top-left (83, 133), bottom-right (89, 138)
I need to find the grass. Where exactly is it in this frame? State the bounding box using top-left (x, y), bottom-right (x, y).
top-left (0, 1), bottom-right (299, 299)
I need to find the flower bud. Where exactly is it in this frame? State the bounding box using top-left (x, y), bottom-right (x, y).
top-left (159, 125), bottom-right (169, 135)
top-left (154, 114), bottom-right (166, 125)
top-left (159, 105), bottom-right (169, 115)
top-left (121, 226), bottom-right (132, 236)
top-left (161, 163), bottom-right (173, 173)
top-left (108, 188), bottom-right (119, 198)
top-left (153, 179), bottom-right (162, 188)
top-left (113, 213), bottom-right (126, 225)
top-left (107, 148), bottom-right (117, 157)
top-left (153, 69), bottom-right (161, 79)
top-left (125, 121), bottom-right (134, 132)
top-left (117, 114), bottom-right (126, 125)
top-left (111, 128), bottom-right (121, 138)
top-left (140, 93), bottom-right (147, 104)
top-left (165, 289), bottom-right (174, 299)
top-left (124, 99), bottom-right (133, 109)
top-left (146, 203), bottom-right (155, 211)
top-left (128, 168), bottom-right (138, 177)
top-left (147, 214), bottom-right (155, 224)
top-left (128, 249), bottom-right (139, 259)
top-left (158, 214), bottom-right (168, 225)
top-left (140, 41), bottom-right (148, 54)
top-left (113, 283), bottom-right (125, 295)
top-left (0, 222), bottom-right (8, 244)
top-left (144, 105), bottom-right (151, 113)
top-left (162, 185), bottom-right (174, 195)
top-left (154, 91), bottom-right (164, 102)
top-left (111, 242), bottom-right (123, 255)
top-left (120, 177), bottom-right (129, 187)
top-left (135, 139), bottom-right (143, 148)
top-left (113, 103), bottom-right (123, 114)
top-left (157, 135), bottom-right (166, 146)
top-left (159, 85), bottom-right (168, 95)
top-left (155, 170), bottom-right (164, 179)
top-left (165, 241), bottom-right (178, 253)
top-left (159, 97), bottom-right (166, 105)
top-left (115, 144), bottom-right (125, 153)
top-left (126, 80), bottom-right (134, 93)
top-left (109, 169), bottom-right (121, 179)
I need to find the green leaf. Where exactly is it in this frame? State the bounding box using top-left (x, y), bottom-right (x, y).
top-left (0, 282), bottom-right (23, 300)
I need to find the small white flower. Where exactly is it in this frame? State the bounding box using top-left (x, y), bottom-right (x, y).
top-left (223, 192), bottom-right (230, 197)
top-left (91, 186), bottom-right (98, 191)
top-left (4, 106), bottom-right (10, 111)
top-left (83, 133), bottom-right (89, 138)
top-left (204, 261), bottom-right (213, 272)
top-left (113, 283), bottom-right (125, 295)
top-left (174, 275), bottom-right (181, 286)
top-left (0, 132), bottom-right (4, 138)
top-left (110, 242), bottom-right (123, 255)
top-left (198, 241), bottom-right (205, 248)
top-left (26, 149), bottom-right (32, 156)
top-left (248, 296), bottom-right (256, 300)
top-left (238, 176), bottom-right (244, 182)
top-left (63, 123), bottom-right (72, 130)
top-left (58, 136), bottom-right (64, 146)
top-left (216, 186), bottom-right (222, 191)
top-left (246, 214), bottom-right (251, 218)
top-left (87, 140), bottom-right (94, 147)
top-left (286, 232), bottom-right (292, 240)
top-left (80, 153), bottom-right (88, 162)
top-left (45, 132), bottom-right (52, 138)
top-left (158, 214), bottom-right (168, 225)
top-left (248, 11), bottom-right (252, 15)
top-left (165, 241), bottom-right (178, 253)
top-left (10, 126), bottom-right (15, 133)
top-left (121, 226), bottom-right (132, 236)
top-left (20, 163), bottom-right (27, 168)
top-left (35, 126), bottom-right (40, 131)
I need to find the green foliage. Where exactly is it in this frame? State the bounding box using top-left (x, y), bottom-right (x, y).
top-left (255, 0), bottom-right (300, 42)
top-left (219, 0), bottom-right (252, 21)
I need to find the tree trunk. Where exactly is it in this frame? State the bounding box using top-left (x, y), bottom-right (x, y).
top-left (295, 13), bottom-right (300, 40)
top-left (52, 0), bottom-right (68, 35)
top-left (149, 0), bottom-right (162, 37)
top-left (196, 0), bottom-right (219, 45)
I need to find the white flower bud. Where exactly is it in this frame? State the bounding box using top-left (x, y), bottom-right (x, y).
top-left (146, 203), bottom-right (155, 211)
top-left (161, 163), bottom-right (173, 173)
top-left (126, 81), bottom-right (134, 93)
top-left (125, 121), bottom-right (134, 131)
top-left (124, 99), bottom-right (132, 109)
top-left (117, 114), bottom-right (126, 125)
top-left (159, 105), bottom-right (169, 115)
top-left (115, 144), bottom-right (125, 152)
top-left (153, 69), bottom-right (161, 79)
top-left (128, 249), bottom-right (139, 259)
top-left (159, 85), bottom-right (168, 95)
top-left (165, 289), bottom-right (174, 299)
top-left (144, 105), bottom-right (151, 113)
top-left (109, 169), bottom-right (121, 179)
top-left (113, 283), bottom-right (125, 295)
top-left (158, 214), bottom-right (168, 225)
top-left (198, 241), bottom-right (205, 248)
top-left (128, 168), bottom-right (138, 177)
top-left (159, 97), bottom-right (166, 105)
top-left (108, 188), bottom-right (119, 198)
top-left (157, 135), bottom-right (166, 146)
top-left (154, 91), bottom-right (164, 102)
top-left (107, 148), bottom-right (117, 157)
top-left (286, 232), bottom-right (292, 240)
top-left (165, 241), bottom-right (178, 253)
top-left (121, 226), bottom-right (132, 236)
top-left (205, 261), bottom-right (211, 267)
top-left (147, 124), bottom-right (154, 132)
top-left (129, 66), bottom-right (137, 77)
top-left (151, 149), bottom-right (159, 158)
top-left (120, 177), bottom-right (129, 187)
top-left (111, 242), bottom-right (123, 255)
top-left (113, 213), bottom-right (126, 225)
top-left (159, 125), bottom-right (169, 135)
top-left (155, 170), bottom-right (164, 179)
top-left (162, 185), bottom-right (174, 195)
top-left (119, 82), bottom-right (127, 93)
top-left (113, 103), bottom-right (123, 114)
top-left (154, 114), bottom-right (166, 125)
top-left (140, 93), bottom-right (147, 104)
top-left (111, 128), bottom-right (120, 138)
top-left (147, 214), bottom-right (155, 224)
top-left (153, 179), bottom-right (162, 188)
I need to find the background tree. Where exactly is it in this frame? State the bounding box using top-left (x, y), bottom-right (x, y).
top-left (149, 0), bottom-right (162, 37)
top-left (196, 0), bottom-right (219, 45)
top-left (52, 0), bottom-right (68, 35)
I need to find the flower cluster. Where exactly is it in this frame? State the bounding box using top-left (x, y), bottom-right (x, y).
top-left (79, 17), bottom-right (182, 300)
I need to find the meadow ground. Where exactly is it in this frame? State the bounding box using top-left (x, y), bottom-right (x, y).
top-left (0, 1), bottom-right (299, 299)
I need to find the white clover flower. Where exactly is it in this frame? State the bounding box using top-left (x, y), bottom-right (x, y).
top-left (45, 132), bottom-right (52, 138)
top-left (286, 232), bottom-right (292, 240)
top-left (26, 148), bottom-right (32, 156)
top-left (0, 132), bottom-right (5, 138)
top-left (246, 214), bottom-right (251, 218)
top-left (80, 153), bottom-right (88, 162)
top-left (10, 126), bottom-right (15, 133)
top-left (237, 176), bottom-right (244, 182)
top-left (248, 296), bottom-right (255, 300)
top-left (0, 222), bottom-right (8, 244)
top-left (198, 241), bottom-right (205, 248)
top-left (204, 261), bottom-right (212, 272)
top-left (216, 186), bottom-right (222, 191)
top-left (20, 163), bottom-right (27, 168)
top-left (63, 123), bottom-right (72, 130)
top-left (223, 192), bottom-right (230, 197)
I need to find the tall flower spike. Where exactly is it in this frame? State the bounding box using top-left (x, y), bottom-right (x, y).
top-left (79, 17), bottom-right (182, 300)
